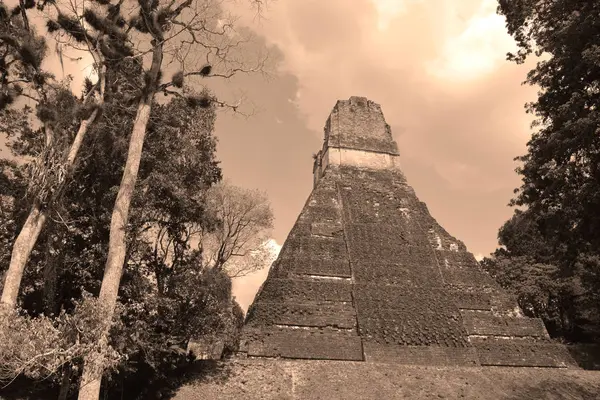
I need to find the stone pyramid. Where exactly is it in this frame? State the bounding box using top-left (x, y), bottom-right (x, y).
top-left (240, 96), bottom-right (574, 368)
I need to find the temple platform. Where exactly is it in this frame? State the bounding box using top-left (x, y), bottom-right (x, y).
top-left (173, 359), bottom-right (600, 399)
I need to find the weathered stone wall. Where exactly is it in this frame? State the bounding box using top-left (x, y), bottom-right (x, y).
top-left (325, 96), bottom-right (399, 155)
top-left (242, 165), bottom-right (571, 367)
top-left (321, 147), bottom-right (402, 175)
top-left (244, 167), bottom-right (364, 361)
top-left (313, 96), bottom-right (400, 186)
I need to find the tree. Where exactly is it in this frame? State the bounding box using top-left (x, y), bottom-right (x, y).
top-left (0, 2), bottom-right (54, 309)
top-left (0, 50), bottom-right (138, 396)
top-left (0, 83), bottom-right (247, 397)
top-left (198, 183), bottom-right (275, 278)
top-left (481, 254), bottom-right (570, 337)
top-left (110, 256), bottom-right (243, 399)
top-left (0, 294), bottom-right (122, 393)
top-left (51, 86), bottom-right (225, 398)
top-left (0, 160), bottom-right (22, 288)
top-left (1, 1), bottom-right (268, 396)
top-left (76, 1), bottom-right (268, 397)
top-left (498, 0), bottom-right (600, 250)
top-left (490, 0), bottom-right (600, 342)
top-left (0, 0), bottom-right (108, 310)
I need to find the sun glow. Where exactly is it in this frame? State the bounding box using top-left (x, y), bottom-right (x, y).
top-left (371, 0), bottom-right (414, 31)
top-left (426, 0), bottom-right (517, 81)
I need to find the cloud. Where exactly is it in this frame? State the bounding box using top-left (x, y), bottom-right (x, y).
top-left (371, 0), bottom-right (415, 30)
top-left (426, 0), bottom-right (517, 81)
top-left (227, 0), bottom-right (538, 260)
top-left (0, 0), bottom-right (542, 308)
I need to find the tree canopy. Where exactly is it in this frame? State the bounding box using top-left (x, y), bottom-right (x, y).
top-left (485, 1), bottom-right (600, 342)
top-left (0, 0), bottom-right (270, 397)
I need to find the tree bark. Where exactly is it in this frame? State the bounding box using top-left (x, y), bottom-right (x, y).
top-left (0, 201), bottom-right (46, 307)
top-left (43, 235), bottom-right (58, 316)
top-left (66, 108), bottom-right (99, 166)
top-left (57, 364), bottom-right (73, 400)
top-left (77, 98), bottom-right (153, 400)
top-left (100, 99), bottom-right (152, 316)
top-left (77, 44), bottom-right (162, 400)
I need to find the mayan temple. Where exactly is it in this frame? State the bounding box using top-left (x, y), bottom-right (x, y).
top-left (176, 97), bottom-right (599, 399)
top-left (240, 96), bottom-right (572, 367)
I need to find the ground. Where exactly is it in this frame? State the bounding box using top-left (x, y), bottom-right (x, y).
top-left (172, 359), bottom-right (600, 400)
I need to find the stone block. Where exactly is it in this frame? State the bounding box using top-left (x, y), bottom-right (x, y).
top-left (440, 268), bottom-right (498, 288)
top-left (310, 222), bottom-right (344, 237)
top-left (449, 291), bottom-right (492, 310)
top-left (461, 311), bottom-right (548, 338)
top-left (274, 258), bottom-right (352, 278)
top-left (326, 97), bottom-right (399, 155)
top-left (246, 301), bottom-right (356, 329)
top-left (286, 223), bottom-right (312, 238)
top-left (489, 292), bottom-right (522, 315)
top-left (353, 285), bottom-right (455, 310)
top-left (436, 250), bottom-right (480, 268)
top-left (278, 237), bottom-right (348, 261)
top-left (246, 329), bottom-right (364, 361)
top-left (353, 262), bottom-right (443, 287)
top-left (363, 343), bottom-right (479, 366)
top-left (353, 285), bottom-right (469, 347)
top-left (298, 205), bottom-right (340, 223)
top-left (357, 309), bottom-right (469, 347)
top-left (425, 225), bottom-right (468, 252)
top-left (346, 226), bottom-right (433, 261)
top-left (339, 187), bottom-right (416, 225)
top-left (258, 278), bottom-right (353, 303)
top-left (474, 341), bottom-right (576, 367)
top-left (339, 165), bottom-right (396, 184)
top-left (305, 189), bottom-right (341, 208)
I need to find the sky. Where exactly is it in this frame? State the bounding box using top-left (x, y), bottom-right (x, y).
top-left (218, 0), bottom-right (539, 309)
top-left (1, 0), bottom-right (541, 311)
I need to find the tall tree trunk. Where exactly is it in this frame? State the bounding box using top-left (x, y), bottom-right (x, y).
top-left (0, 201), bottom-right (45, 307)
top-left (77, 98), bottom-right (153, 400)
top-left (43, 234), bottom-right (58, 316)
top-left (77, 44), bottom-right (163, 400)
top-left (0, 108), bottom-right (100, 309)
top-left (58, 364), bottom-right (73, 400)
top-left (100, 99), bottom-right (152, 314)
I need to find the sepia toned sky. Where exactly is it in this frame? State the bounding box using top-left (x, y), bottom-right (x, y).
top-left (221, 0), bottom-right (540, 309)
top-left (1, 0), bottom-right (541, 310)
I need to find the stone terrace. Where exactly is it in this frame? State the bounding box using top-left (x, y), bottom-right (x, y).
top-left (174, 359), bottom-right (600, 400)
top-left (240, 97), bottom-right (574, 368)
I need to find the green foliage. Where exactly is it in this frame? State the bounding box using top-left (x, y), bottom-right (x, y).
top-left (172, 71), bottom-right (184, 88)
top-left (1, 0), bottom-right (266, 396)
top-left (200, 183), bottom-right (275, 277)
top-left (498, 0), bottom-right (600, 247)
top-left (496, 210), bottom-right (554, 262)
top-left (0, 76), bottom-right (238, 397)
top-left (55, 14), bottom-right (93, 44)
top-left (48, 1), bottom-right (133, 61)
top-left (0, 41), bottom-right (246, 394)
top-left (0, 294), bottom-right (122, 385)
top-left (45, 20), bottom-right (60, 33)
top-left (0, 4), bottom-right (47, 111)
top-left (493, 0), bottom-right (600, 342)
top-left (186, 92), bottom-right (214, 109)
top-left (482, 256), bottom-right (566, 330)
top-left (115, 267), bottom-right (242, 366)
